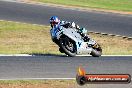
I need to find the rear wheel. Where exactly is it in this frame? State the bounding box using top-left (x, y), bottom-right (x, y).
top-left (90, 43), bottom-right (102, 57)
top-left (59, 36), bottom-right (77, 57)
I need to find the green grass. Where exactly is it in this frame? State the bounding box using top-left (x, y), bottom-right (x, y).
top-left (0, 20), bottom-right (132, 55)
top-left (31, 0), bottom-right (132, 11)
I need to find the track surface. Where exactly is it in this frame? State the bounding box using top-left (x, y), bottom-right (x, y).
top-left (0, 56), bottom-right (132, 88)
top-left (0, 56), bottom-right (131, 78)
top-left (0, 1), bottom-right (132, 36)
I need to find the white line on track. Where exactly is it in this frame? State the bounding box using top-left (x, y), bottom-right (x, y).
top-left (0, 78), bottom-right (132, 80)
top-left (77, 54), bottom-right (132, 56)
top-left (0, 54), bottom-right (32, 56)
top-left (0, 54), bottom-right (131, 56)
top-left (0, 78), bottom-right (75, 80)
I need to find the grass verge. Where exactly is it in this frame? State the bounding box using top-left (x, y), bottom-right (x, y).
top-left (0, 80), bottom-right (76, 88)
top-left (0, 20), bottom-right (131, 55)
top-left (31, 0), bottom-right (132, 12)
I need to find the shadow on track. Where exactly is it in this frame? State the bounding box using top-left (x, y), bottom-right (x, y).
top-left (30, 53), bottom-right (67, 57)
top-left (30, 53), bottom-right (93, 58)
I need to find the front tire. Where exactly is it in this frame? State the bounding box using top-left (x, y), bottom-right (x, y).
top-left (59, 48), bottom-right (64, 53)
top-left (59, 36), bottom-right (77, 57)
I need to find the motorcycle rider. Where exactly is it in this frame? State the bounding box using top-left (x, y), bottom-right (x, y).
top-left (49, 16), bottom-right (90, 42)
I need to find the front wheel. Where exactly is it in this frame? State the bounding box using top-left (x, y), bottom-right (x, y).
top-left (90, 43), bottom-right (102, 57)
top-left (59, 36), bottom-right (77, 57)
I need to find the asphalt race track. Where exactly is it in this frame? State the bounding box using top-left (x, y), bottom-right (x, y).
top-left (0, 0), bottom-right (132, 37)
top-left (0, 56), bottom-right (132, 88)
top-left (0, 56), bottom-right (131, 78)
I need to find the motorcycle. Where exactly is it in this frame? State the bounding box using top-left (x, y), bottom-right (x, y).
top-left (50, 25), bottom-right (102, 57)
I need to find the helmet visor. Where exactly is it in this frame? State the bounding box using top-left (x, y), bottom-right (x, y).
top-left (50, 21), bottom-right (59, 26)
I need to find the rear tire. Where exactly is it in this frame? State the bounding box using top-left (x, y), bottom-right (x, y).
top-left (91, 44), bottom-right (102, 57)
